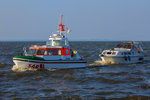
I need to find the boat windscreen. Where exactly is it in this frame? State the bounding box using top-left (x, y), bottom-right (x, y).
top-left (53, 40), bottom-right (66, 46)
top-left (27, 49), bottom-right (37, 55)
top-left (116, 43), bottom-right (132, 49)
top-left (44, 49), bottom-right (61, 56)
top-left (47, 40), bottom-right (66, 46)
top-left (36, 49), bottom-right (45, 55)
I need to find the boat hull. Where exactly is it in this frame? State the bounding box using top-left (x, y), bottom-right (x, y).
top-left (100, 56), bottom-right (144, 64)
top-left (13, 58), bottom-right (87, 69)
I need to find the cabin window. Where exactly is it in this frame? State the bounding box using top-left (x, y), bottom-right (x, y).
top-left (52, 40), bottom-right (66, 46)
top-left (54, 40), bottom-right (61, 46)
top-left (52, 49), bottom-right (58, 55)
top-left (44, 49), bottom-right (61, 56)
top-left (112, 52), bottom-right (116, 55)
top-left (47, 40), bottom-right (67, 47)
top-left (127, 52), bottom-right (131, 55)
top-left (44, 49), bottom-right (49, 55)
top-left (107, 52), bottom-right (111, 54)
top-left (116, 43), bottom-right (132, 49)
top-left (124, 52), bottom-right (127, 55)
top-left (132, 52), bottom-right (134, 55)
top-left (132, 46), bottom-right (136, 49)
top-left (37, 49), bottom-right (45, 55)
top-left (102, 52), bottom-right (106, 55)
top-left (46, 40), bottom-right (52, 46)
top-left (27, 49), bottom-right (37, 55)
top-left (122, 52), bottom-right (131, 55)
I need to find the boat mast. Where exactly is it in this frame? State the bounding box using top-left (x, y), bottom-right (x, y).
top-left (59, 14), bottom-right (65, 34)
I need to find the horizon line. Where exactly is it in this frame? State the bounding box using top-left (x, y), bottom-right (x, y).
top-left (0, 40), bottom-right (150, 42)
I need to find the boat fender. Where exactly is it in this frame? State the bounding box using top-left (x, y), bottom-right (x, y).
top-left (70, 49), bottom-right (73, 57)
top-left (137, 48), bottom-right (140, 53)
top-left (128, 56), bottom-right (131, 61)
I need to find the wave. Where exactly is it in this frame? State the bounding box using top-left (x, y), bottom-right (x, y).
top-left (0, 63), bottom-right (7, 67)
top-left (11, 65), bottom-right (57, 72)
top-left (11, 65), bottom-right (38, 72)
top-left (89, 60), bottom-right (115, 66)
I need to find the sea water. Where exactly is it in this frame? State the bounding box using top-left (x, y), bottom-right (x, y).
top-left (0, 41), bottom-right (150, 99)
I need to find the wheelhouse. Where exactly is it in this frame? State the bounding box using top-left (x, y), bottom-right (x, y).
top-left (46, 33), bottom-right (69, 47)
top-left (26, 47), bottom-right (70, 56)
top-left (46, 39), bottom-right (68, 47)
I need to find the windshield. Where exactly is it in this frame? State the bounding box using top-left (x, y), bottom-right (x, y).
top-left (54, 40), bottom-right (65, 46)
top-left (44, 49), bottom-right (61, 55)
top-left (47, 40), bottom-right (66, 46)
top-left (116, 43), bottom-right (133, 49)
top-left (27, 49), bottom-right (37, 55)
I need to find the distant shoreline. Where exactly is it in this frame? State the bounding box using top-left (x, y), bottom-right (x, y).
top-left (0, 40), bottom-right (150, 42)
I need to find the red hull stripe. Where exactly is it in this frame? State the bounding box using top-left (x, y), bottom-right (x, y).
top-left (13, 59), bottom-right (87, 64)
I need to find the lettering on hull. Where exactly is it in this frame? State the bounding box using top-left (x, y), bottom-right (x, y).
top-left (28, 64), bottom-right (44, 69)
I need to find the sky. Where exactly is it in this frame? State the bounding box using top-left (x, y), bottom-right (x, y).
top-left (0, 0), bottom-right (150, 41)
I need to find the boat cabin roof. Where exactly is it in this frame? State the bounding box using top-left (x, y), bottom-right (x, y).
top-left (29, 45), bottom-right (64, 49)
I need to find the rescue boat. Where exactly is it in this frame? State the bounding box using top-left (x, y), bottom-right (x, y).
top-left (13, 15), bottom-right (87, 69)
top-left (99, 42), bottom-right (144, 64)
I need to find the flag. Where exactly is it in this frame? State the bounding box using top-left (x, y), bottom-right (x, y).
top-left (67, 29), bottom-right (71, 34)
top-left (57, 28), bottom-right (60, 32)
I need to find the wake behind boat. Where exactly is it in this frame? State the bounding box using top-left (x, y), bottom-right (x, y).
top-left (99, 42), bottom-right (144, 64)
top-left (13, 15), bottom-right (87, 69)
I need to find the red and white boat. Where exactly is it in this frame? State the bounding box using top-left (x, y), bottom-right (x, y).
top-left (13, 15), bottom-right (87, 69)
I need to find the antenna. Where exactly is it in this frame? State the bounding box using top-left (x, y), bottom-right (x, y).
top-left (59, 14), bottom-right (65, 32)
top-left (61, 14), bottom-right (63, 25)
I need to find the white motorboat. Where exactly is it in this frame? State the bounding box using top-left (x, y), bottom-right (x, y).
top-left (99, 42), bottom-right (144, 64)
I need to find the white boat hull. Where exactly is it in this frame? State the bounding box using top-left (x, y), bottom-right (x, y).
top-left (13, 58), bottom-right (87, 69)
top-left (100, 56), bottom-right (143, 64)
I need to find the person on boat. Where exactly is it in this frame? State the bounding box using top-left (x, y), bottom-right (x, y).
top-left (44, 50), bottom-right (48, 55)
top-left (70, 49), bottom-right (74, 57)
top-left (58, 49), bottom-right (61, 55)
top-left (52, 40), bottom-right (56, 46)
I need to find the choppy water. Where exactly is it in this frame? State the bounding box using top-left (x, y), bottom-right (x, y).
top-left (1, 41), bottom-right (150, 99)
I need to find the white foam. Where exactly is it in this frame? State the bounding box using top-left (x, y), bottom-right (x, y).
top-left (11, 65), bottom-right (37, 72)
top-left (11, 65), bottom-right (58, 72)
top-left (89, 60), bottom-right (115, 66)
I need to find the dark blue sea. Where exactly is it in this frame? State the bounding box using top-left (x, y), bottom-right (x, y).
top-left (0, 41), bottom-right (150, 100)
